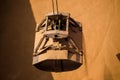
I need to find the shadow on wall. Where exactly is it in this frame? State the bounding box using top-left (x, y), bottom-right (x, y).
top-left (0, 0), bottom-right (54, 80)
top-left (116, 53), bottom-right (120, 61)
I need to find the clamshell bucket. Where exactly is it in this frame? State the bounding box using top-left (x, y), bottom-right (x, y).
top-left (33, 12), bottom-right (83, 72)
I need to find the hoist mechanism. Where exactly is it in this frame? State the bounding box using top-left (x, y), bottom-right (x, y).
top-left (32, 0), bottom-right (83, 72)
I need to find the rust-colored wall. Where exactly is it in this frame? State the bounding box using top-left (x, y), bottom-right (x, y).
top-left (30, 0), bottom-right (120, 80)
top-left (1, 0), bottom-right (120, 80)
